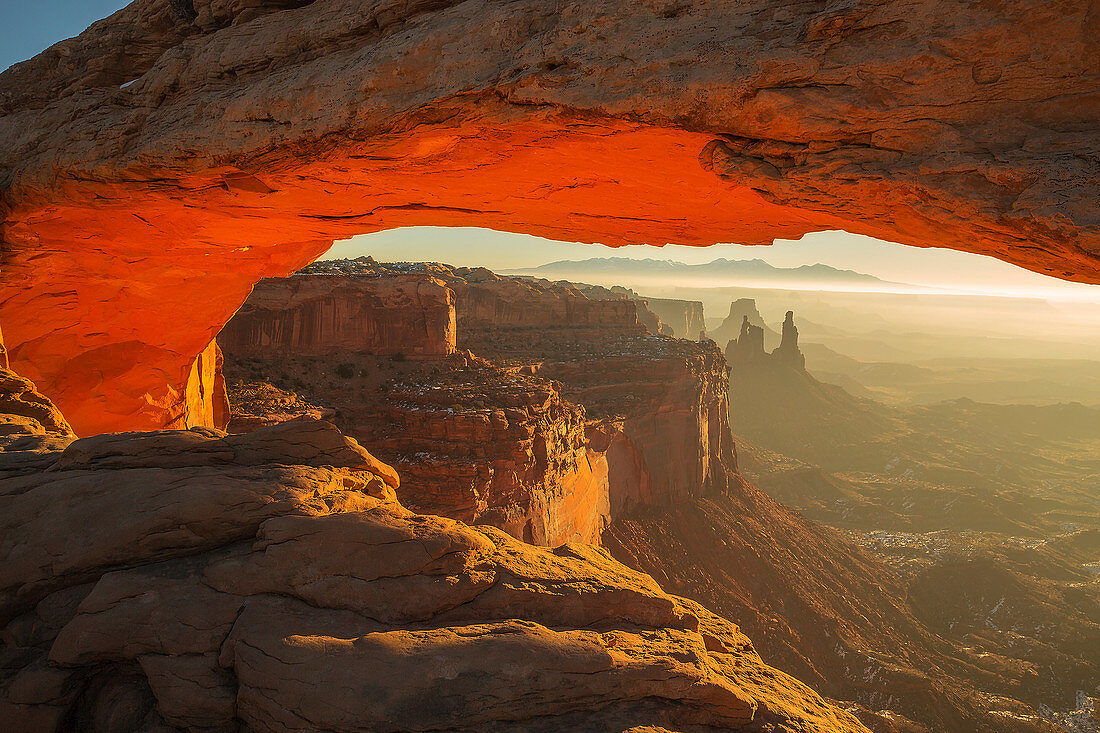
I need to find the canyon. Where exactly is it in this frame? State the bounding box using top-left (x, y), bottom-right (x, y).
top-left (0, 356), bottom-right (871, 732)
top-left (220, 258), bottom-right (734, 546)
top-left (1, 1), bottom-right (1098, 731)
top-left (217, 260), bottom-right (1094, 732)
top-left (724, 309), bottom-right (1100, 733)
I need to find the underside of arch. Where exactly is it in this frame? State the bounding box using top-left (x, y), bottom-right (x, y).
top-left (1, 0), bottom-right (1097, 434)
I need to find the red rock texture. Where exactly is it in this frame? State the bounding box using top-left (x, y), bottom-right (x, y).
top-left (344, 362), bottom-right (611, 547)
top-left (0, 377), bottom-right (869, 733)
top-left (220, 273), bottom-right (457, 358)
top-left (220, 265), bottom-right (616, 546)
top-left (2, 0), bottom-right (1096, 434)
top-left (291, 261), bottom-right (736, 513)
top-left (220, 350), bottom-right (614, 547)
top-left (540, 339), bottom-right (736, 513)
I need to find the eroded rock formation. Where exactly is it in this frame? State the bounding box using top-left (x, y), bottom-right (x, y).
top-left (220, 261), bottom-right (733, 543)
top-left (0, 371), bottom-right (869, 733)
top-left (1, 0), bottom-right (1097, 433)
top-left (710, 299), bottom-right (779, 350)
top-left (220, 272), bottom-right (457, 358)
top-left (569, 282), bottom-right (672, 335)
top-left (773, 310), bottom-right (807, 369)
top-left (540, 340), bottom-right (736, 513)
top-left (636, 297), bottom-right (706, 340)
top-left (726, 310), bottom-right (807, 372)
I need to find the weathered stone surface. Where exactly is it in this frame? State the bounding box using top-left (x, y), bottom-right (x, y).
top-left (710, 298), bottom-right (779, 351)
top-left (0, 366), bottom-right (75, 468)
top-left (0, 389), bottom-right (869, 732)
top-left (6, 0), bottom-right (1093, 434)
top-left (223, 352), bottom-right (612, 547)
top-left (220, 272), bottom-right (457, 358)
top-left (222, 262), bottom-right (631, 546)
top-left (223, 262), bottom-right (734, 536)
top-left (538, 338), bottom-right (737, 512)
top-left (0, 420), bottom-right (393, 622)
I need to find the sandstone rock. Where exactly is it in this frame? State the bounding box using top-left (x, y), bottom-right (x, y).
top-left (224, 262), bottom-right (735, 523)
top-left (710, 299), bottom-right (779, 350)
top-left (0, 399), bottom-right (869, 732)
top-left (220, 273), bottom-right (457, 358)
top-left (726, 311), bottom-right (806, 372)
top-left (637, 297), bottom-right (706, 340)
top-left (0, 420), bottom-right (395, 622)
top-left (773, 310), bottom-right (807, 370)
top-left (0, 368), bottom-right (74, 443)
top-left (0, 366), bottom-right (76, 470)
top-left (537, 339), bottom-right (737, 512)
top-left (570, 282), bottom-right (670, 335)
top-left (225, 381), bottom-right (336, 432)
top-left (221, 351), bottom-right (609, 547)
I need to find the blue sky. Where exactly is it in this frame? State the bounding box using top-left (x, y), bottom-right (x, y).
top-left (1, 1), bottom-right (129, 71)
top-left (5, 1), bottom-right (1099, 301)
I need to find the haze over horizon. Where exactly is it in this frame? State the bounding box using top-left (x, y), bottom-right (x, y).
top-left (323, 227), bottom-right (1100, 302)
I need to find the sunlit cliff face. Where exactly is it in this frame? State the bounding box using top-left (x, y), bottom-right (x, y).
top-left (1, 0), bottom-right (1097, 435)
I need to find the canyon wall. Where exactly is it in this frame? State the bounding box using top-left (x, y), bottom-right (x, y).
top-left (639, 297), bottom-right (706, 340)
top-left (346, 363), bottom-right (609, 546)
top-left (1, 0), bottom-right (1096, 434)
top-left (220, 274), bottom-right (456, 358)
top-left (220, 265), bottom-right (616, 547)
top-left (395, 261), bottom-right (737, 511)
top-left (221, 261), bottom-right (736, 539)
top-left (541, 341), bottom-right (736, 514)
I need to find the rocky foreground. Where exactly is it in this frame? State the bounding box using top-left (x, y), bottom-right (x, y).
top-left (0, 362), bottom-right (868, 732)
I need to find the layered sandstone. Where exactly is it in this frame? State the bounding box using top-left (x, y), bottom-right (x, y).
top-left (539, 338), bottom-right (736, 514)
top-left (0, 376), bottom-right (869, 733)
top-left (640, 297), bottom-right (706, 340)
top-left (568, 282), bottom-right (671, 335)
top-left (220, 272), bottom-right (456, 358)
top-left (1, 0), bottom-right (1096, 433)
top-left (221, 349), bottom-right (612, 547)
top-left (220, 264), bottom-right (618, 546)
top-left (222, 261), bottom-right (734, 536)
top-left (355, 261), bottom-right (737, 511)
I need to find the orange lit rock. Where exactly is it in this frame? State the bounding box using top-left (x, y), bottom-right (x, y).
top-left (220, 274), bottom-right (457, 358)
top-left (1, 0), bottom-right (1097, 433)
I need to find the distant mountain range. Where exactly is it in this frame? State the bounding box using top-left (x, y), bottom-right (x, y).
top-left (512, 257), bottom-right (894, 288)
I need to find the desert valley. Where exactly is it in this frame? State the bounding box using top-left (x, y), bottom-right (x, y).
top-left (1, 0), bottom-right (1098, 731)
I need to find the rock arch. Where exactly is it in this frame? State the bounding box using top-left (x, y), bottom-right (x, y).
top-left (1, 0), bottom-right (1097, 434)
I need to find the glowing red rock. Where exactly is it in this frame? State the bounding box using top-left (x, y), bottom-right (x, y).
top-left (0, 0), bottom-right (1096, 433)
